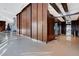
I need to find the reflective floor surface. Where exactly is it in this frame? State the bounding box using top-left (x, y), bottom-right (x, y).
top-left (0, 32), bottom-right (79, 56)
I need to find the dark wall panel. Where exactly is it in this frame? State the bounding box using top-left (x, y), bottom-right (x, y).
top-left (37, 3), bottom-right (43, 41)
top-left (0, 21), bottom-right (5, 32)
top-left (32, 3), bottom-right (38, 39)
top-left (47, 15), bottom-right (55, 42)
top-left (61, 22), bottom-right (66, 34)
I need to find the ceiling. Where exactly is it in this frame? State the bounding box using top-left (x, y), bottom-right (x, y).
top-left (0, 3), bottom-right (79, 23)
top-left (48, 3), bottom-right (79, 22)
top-left (0, 3), bottom-right (29, 23)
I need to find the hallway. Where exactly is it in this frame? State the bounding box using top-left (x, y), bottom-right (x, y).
top-left (0, 32), bottom-right (79, 56)
top-left (0, 3), bottom-right (79, 56)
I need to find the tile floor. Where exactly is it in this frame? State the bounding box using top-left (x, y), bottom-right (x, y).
top-left (0, 32), bottom-right (79, 56)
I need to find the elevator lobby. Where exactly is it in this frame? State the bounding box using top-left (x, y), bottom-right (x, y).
top-left (0, 3), bottom-right (79, 56)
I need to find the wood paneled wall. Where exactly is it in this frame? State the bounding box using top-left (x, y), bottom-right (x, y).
top-left (18, 4), bottom-right (32, 37)
top-left (32, 3), bottom-right (48, 42)
top-left (47, 13), bottom-right (55, 42)
top-left (37, 3), bottom-right (43, 41)
top-left (21, 8), bottom-right (27, 35)
top-left (26, 5), bottom-right (31, 37)
top-left (42, 4), bottom-right (48, 42)
top-left (17, 3), bottom-right (55, 43)
top-left (19, 13), bottom-right (22, 34)
top-left (32, 3), bottom-right (38, 39)
top-left (0, 21), bottom-right (5, 32)
top-left (17, 14), bottom-right (19, 34)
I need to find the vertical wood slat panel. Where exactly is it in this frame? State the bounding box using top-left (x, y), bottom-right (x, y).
top-left (37, 3), bottom-right (43, 41)
top-left (42, 3), bottom-right (48, 42)
top-left (21, 9), bottom-right (27, 35)
top-left (17, 14), bottom-right (19, 34)
top-left (26, 5), bottom-right (31, 37)
top-left (32, 3), bottom-right (38, 39)
top-left (19, 13), bottom-right (22, 34)
top-left (17, 3), bottom-right (48, 43)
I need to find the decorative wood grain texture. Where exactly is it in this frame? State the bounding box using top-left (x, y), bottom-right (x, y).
top-left (32, 3), bottom-right (38, 39)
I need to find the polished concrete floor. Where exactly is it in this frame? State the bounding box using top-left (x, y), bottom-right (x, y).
top-left (0, 32), bottom-right (79, 56)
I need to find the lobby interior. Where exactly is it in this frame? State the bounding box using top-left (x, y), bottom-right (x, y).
top-left (0, 3), bottom-right (79, 56)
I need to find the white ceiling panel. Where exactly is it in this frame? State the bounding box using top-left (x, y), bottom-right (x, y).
top-left (68, 3), bottom-right (79, 14)
top-left (48, 3), bottom-right (79, 21)
top-left (57, 17), bottom-right (65, 22)
top-left (48, 4), bottom-right (62, 17)
top-left (70, 14), bottom-right (79, 21)
top-left (56, 3), bottom-right (66, 15)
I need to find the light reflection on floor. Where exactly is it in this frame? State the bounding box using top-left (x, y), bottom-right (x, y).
top-left (0, 33), bottom-right (79, 56)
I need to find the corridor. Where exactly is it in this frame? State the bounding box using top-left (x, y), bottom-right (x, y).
top-left (0, 3), bottom-right (79, 56)
top-left (0, 32), bottom-right (79, 56)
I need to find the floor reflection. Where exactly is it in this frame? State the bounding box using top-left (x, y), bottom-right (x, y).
top-left (0, 32), bottom-right (9, 44)
top-left (0, 33), bottom-right (79, 56)
top-left (57, 34), bottom-right (79, 48)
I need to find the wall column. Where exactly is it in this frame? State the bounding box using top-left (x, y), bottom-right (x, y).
top-left (66, 16), bottom-right (72, 41)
